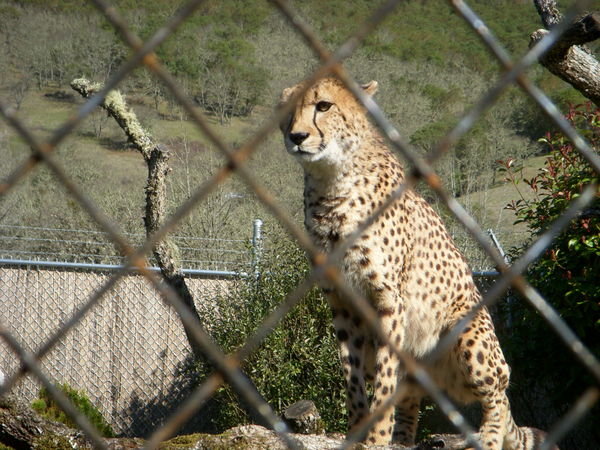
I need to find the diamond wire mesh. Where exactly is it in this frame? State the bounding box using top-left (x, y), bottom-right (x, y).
top-left (0, 0), bottom-right (598, 449)
top-left (0, 264), bottom-right (235, 436)
top-left (0, 224), bottom-right (252, 271)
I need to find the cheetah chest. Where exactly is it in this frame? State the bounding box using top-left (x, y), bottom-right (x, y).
top-left (305, 189), bottom-right (408, 295)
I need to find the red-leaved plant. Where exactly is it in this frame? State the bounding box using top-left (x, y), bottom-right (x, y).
top-left (496, 103), bottom-right (599, 436)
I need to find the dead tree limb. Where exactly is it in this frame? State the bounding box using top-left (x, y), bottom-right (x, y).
top-left (531, 1), bottom-right (600, 107)
top-left (533, 0), bottom-right (563, 28)
top-left (70, 78), bottom-right (204, 358)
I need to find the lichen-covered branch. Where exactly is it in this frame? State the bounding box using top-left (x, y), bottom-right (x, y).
top-left (531, 1), bottom-right (600, 107)
top-left (533, 0), bottom-right (562, 28)
top-left (70, 78), bottom-right (203, 358)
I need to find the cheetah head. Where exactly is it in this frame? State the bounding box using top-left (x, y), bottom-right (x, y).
top-left (279, 77), bottom-right (378, 168)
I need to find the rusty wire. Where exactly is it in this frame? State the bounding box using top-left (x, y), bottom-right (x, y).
top-left (86, 2), bottom-right (483, 445)
top-left (267, 0), bottom-right (600, 444)
top-left (0, 0), bottom-right (598, 448)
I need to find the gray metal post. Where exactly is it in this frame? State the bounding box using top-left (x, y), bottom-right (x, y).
top-left (252, 219), bottom-right (263, 279)
top-left (487, 228), bottom-right (513, 327)
top-left (487, 228), bottom-right (509, 265)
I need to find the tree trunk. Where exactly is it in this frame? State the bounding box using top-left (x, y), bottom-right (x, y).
top-left (70, 78), bottom-right (205, 359)
top-left (531, 1), bottom-right (600, 107)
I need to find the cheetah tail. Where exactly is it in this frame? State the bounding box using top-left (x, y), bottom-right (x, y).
top-left (504, 414), bottom-right (558, 450)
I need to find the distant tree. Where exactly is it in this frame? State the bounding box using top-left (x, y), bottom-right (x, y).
top-left (196, 36), bottom-right (269, 124)
top-left (1, 6), bottom-right (124, 88)
top-left (8, 75), bottom-right (30, 111)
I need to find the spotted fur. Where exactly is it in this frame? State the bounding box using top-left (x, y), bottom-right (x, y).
top-left (280, 77), bottom-right (555, 449)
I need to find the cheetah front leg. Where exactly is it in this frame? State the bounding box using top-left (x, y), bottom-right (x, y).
top-left (328, 295), bottom-right (371, 440)
top-left (364, 304), bottom-right (403, 446)
top-left (456, 311), bottom-right (511, 450)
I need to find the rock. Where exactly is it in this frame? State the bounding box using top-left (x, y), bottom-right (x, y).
top-left (0, 395), bottom-right (90, 449)
top-left (283, 400), bottom-right (325, 435)
top-left (192, 425), bottom-right (343, 450)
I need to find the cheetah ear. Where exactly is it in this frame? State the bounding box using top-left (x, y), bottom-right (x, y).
top-left (361, 80), bottom-right (378, 96)
top-left (279, 85), bottom-right (300, 105)
top-left (278, 85), bottom-right (299, 131)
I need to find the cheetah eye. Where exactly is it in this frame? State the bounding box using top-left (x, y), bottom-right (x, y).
top-left (316, 101), bottom-right (333, 112)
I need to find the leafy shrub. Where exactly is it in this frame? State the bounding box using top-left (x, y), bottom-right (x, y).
top-left (498, 102), bottom-right (599, 444)
top-left (194, 236), bottom-right (346, 433)
top-left (501, 103), bottom-right (599, 347)
top-left (31, 383), bottom-right (115, 437)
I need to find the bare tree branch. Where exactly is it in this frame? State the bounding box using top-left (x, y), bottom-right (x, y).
top-left (531, 1), bottom-right (600, 107)
top-left (70, 78), bottom-right (204, 358)
top-left (534, 0), bottom-right (563, 28)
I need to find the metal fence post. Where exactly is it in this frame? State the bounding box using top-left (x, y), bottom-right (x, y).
top-left (487, 228), bottom-right (514, 327)
top-left (252, 219), bottom-right (263, 280)
top-left (487, 229), bottom-right (509, 265)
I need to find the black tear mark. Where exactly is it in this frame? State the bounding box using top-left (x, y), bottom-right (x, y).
top-left (313, 106), bottom-right (324, 139)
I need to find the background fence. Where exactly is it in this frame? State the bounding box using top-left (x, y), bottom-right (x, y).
top-left (0, 0), bottom-right (598, 449)
top-left (0, 220), bottom-right (262, 436)
top-left (0, 222), bottom-right (262, 273)
top-left (0, 263), bottom-right (237, 436)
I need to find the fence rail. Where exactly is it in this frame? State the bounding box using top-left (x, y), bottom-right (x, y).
top-left (0, 222), bottom-right (503, 278)
top-left (0, 0), bottom-right (598, 449)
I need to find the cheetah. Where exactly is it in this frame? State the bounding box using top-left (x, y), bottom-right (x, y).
top-left (279, 77), bottom-right (552, 449)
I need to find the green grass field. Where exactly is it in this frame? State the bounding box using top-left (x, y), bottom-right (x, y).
top-left (1, 86), bottom-right (304, 240)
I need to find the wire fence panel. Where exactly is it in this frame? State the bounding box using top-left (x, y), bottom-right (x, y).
top-left (0, 224), bottom-right (255, 272)
top-left (0, 263), bottom-right (236, 436)
top-left (0, 236), bottom-right (502, 437)
top-left (0, 0), bottom-right (598, 449)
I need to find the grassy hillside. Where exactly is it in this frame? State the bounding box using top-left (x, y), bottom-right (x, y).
top-left (0, 87), bottom-right (302, 237)
top-left (0, 0), bottom-right (593, 264)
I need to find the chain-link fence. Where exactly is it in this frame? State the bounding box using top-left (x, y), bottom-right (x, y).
top-left (0, 262), bottom-right (237, 437)
top-left (0, 250), bottom-right (499, 437)
top-left (0, 0), bottom-right (598, 449)
top-left (0, 223), bottom-right (259, 272)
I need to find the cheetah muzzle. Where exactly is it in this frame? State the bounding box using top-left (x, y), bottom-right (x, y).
top-left (279, 77), bottom-right (555, 450)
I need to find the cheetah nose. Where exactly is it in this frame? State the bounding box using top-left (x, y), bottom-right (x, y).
top-left (289, 132), bottom-right (309, 145)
